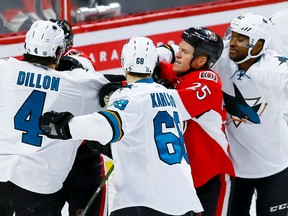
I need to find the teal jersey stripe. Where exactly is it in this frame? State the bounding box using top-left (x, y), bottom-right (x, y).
top-left (99, 110), bottom-right (124, 143)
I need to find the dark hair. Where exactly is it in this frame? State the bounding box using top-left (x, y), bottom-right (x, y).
top-left (23, 46), bottom-right (63, 66)
top-left (126, 71), bottom-right (150, 78)
top-left (182, 27), bottom-right (223, 68)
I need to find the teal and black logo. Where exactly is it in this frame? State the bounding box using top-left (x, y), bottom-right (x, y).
top-left (223, 83), bottom-right (267, 127)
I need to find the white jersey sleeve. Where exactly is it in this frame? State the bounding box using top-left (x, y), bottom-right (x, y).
top-left (69, 112), bottom-right (114, 143)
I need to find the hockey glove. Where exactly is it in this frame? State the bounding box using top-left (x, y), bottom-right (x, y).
top-left (99, 82), bottom-right (124, 108)
top-left (86, 141), bottom-right (113, 159)
top-left (152, 61), bottom-right (161, 82)
top-left (157, 78), bottom-right (174, 89)
top-left (157, 44), bottom-right (179, 64)
top-left (57, 56), bottom-right (84, 71)
top-left (39, 111), bottom-right (74, 140)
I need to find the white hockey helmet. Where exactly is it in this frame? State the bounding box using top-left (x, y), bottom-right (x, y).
top-left (121, 36), bottom-right (157, 74)
top-left (229, 13), bottom-right (273, 64)
top-left (25, 20), bottom-right (65, 58)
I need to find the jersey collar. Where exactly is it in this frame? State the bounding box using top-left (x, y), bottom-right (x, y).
top-left (135, 77), bottom-right (154, 83)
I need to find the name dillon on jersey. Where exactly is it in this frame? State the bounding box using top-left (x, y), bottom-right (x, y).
top-left (16, 71), bottom-right (60, 91)
top-left (150, 92), bottom-right (176, 108)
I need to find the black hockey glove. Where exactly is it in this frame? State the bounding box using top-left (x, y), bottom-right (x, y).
top-left (39, 111), bottom-right (74, 140)
top-left (56, 56), bottom-right (84, 71)
top-left (157, 78), bottom-right (174, 89)
top-left (152, 61), bottom-right (161, 82)
top-left (86, 141), bottom-right (113, 159)
top-left (99, 82), bottom-right (124, 108)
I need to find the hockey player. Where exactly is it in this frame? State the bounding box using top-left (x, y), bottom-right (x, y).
top-left (156, 27), bottom-right (235, 216)
top-left (39, 36), bottom-right (203, 216)
top-left (0, 20), bottom-right (114, 216)
top-left (212, 13), bottom-right (288, 216)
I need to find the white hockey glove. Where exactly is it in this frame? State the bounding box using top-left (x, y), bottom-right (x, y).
top-left (157, 44), bottom-right (179, 63)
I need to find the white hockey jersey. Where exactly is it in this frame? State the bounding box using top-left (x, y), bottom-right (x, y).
top-left (213, 42), bottom-right (288, 178)
top-left (270, 9), bottom-right (288, 56)
top-left (0, 57), bottom-right (109, 194)
top-left (69, 78), bottom-right (203, 215)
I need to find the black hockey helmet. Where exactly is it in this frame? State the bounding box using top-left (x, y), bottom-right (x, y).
top-left (50, 19), bottom-right (74, 51)
top-left (182, 26), bottom-right (223, 68)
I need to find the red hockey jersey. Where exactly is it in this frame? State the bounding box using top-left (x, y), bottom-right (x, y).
top-left (161, 62), bottom-right (235, 188)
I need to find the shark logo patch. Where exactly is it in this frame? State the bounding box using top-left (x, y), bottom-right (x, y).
top-left (276, 56), bottom-right (288, 66)
top-left (223, 83), bottom-right (267, 127)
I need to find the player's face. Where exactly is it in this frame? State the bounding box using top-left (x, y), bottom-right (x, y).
top-left (229, 32), bottom-right (250, 62)
top-left (173, 40), bottom-right (194, 74)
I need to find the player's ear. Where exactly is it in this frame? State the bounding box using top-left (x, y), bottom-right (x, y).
top-left (251, 39), bottom-right (264, 56)
top-left (194, 55), bottom-right (208, 69)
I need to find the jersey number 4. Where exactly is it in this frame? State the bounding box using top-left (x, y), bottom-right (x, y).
top-left (14, 90), bottom-right (46, 147)
top-left (154, 111), bottom-right (189, 165)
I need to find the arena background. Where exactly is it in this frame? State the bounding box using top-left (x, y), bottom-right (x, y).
top-left (1, 0), bottom-right (287, 75)
top-left (3, 0), bottom-right (287, 215)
